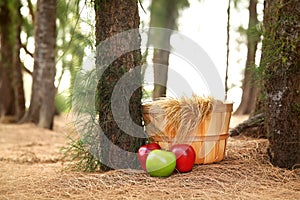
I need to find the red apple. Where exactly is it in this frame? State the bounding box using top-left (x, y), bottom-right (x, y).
top-left (170, 144), bottom-right (196, 173)
top-left (137, 143), bottom-right (161, 171)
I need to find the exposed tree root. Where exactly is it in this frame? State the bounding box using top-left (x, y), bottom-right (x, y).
top-left (230, 113), bottom-right (267, 138)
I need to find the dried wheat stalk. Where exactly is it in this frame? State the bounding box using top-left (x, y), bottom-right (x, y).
top-left (145, 95), bottom-right (214, 144)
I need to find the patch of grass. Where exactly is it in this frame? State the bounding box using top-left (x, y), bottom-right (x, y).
top-left (62, 134), bottom-right (102, 172)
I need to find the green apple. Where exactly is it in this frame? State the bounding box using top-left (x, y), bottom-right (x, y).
top-left (146, 149), bottom-right (176, 177)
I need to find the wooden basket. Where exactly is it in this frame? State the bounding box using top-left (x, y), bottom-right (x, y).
top-left (142, 101), bottom-right (233, 164)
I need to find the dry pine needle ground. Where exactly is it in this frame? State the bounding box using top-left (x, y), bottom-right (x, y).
top-left (0, 116), bottom-right (299, 200)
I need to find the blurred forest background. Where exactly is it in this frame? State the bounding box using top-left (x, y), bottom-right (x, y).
top-left (0, 0), bottom-right (299, 171)
top-left (0, 0), bottom-right (264, 121)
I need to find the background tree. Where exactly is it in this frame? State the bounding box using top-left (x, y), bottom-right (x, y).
top-left (148, 0), bottom-right (189, 100)
top-left (20, 0), bottom-right (93, 114)
top-left (225, 0), bottom-right (231, 100)
top-left (0, 0), bottom-right (16, 118)
top-left (95, 0), bottom-right (145, 171)
top-left (0, 0), bottom-right (25, 121)
top-left (262, 0), bottom-right (300, 169)
top-left (13, 1), bottom-right (26, 121)
top-left (55, 0), bottom-right (94, 113)
top-left (235, 0), bottom-right (260, 115)
top-left (231, 0), bottom-right (300, 168)
top-left (21, 0), bottom-right (57, 129)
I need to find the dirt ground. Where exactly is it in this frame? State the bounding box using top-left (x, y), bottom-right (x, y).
top-left (0, 115), bottom-right (299, 200)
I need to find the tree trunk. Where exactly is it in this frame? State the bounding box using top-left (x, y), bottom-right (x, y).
top-left (0, 1), bottom-right (15, 118)
top-left (152, 48), bottom-right (170, 99)
top-left (95, 0), bottom-right (145, 171)
top-left (263, 0), bottom-right (300, 169)
top-left (235, 0), bottom-right (259, 115)
top-left (149, 0), bottom-right (184, 100)
top-left (13, 2), bottom-right (25, 120)
top-left (225, 0), bottom-right (231, 100)
top-left (21, 0), bottom-right (57, 129)
top-left (0, 0), bottom-right (25, 120)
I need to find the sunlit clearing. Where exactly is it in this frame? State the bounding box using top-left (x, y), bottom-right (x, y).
top-left (227, 86), bottom-right (242, 112)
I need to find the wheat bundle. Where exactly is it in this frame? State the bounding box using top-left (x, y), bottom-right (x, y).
top-left (143, 95), bottom-right (215, 144)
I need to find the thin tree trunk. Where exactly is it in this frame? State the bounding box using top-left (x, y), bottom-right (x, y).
top-left (95, 0), bottom-right (145, 171)
top-left (235, 0), bottom-right (259, 115)
top-left (21, 0), bottom-right (57, 129)
top-left (0, 1), bottom-right (15, 118)
top-left (0, 0), bottom-right (25, 120)
top-left (13, 2), bottom-right (26, 120)
top-left (263, 0), bottom-right (300, 169)
top-left (150, 0), bottom-right (181, 100)
top-left (225, 0), bottom-right (231, 100)
top-left (152, 49), bottom-right (170, 99)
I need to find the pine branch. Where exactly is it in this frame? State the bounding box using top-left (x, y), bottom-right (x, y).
top-left (27, 0), bottom-right (35, 22)
top-left (21, 62), bottom-right (32, 75)
top-left (56, 2), bottom-right (85, 62)
top-left (56, 67), bottom-right (66, 92)
top-left (21, 43), bottom-right (34, 58)
top-left (139, 0), bottom-right (147, 14)
top-left (230, 113), bottom-right (265, 137)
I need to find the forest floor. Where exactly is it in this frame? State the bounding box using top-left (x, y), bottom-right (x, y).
top-left (0, 114), bottom-right (299, 200)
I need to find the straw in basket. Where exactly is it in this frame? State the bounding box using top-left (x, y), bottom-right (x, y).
top-left (142, 95), bottom-right (233, 164)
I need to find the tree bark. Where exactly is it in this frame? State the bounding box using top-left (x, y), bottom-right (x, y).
top-left (149, 0), bottom-right (184, 100)
top-left (263, 0), bottom-right (300, 169)
top-left (0, 0), bottom-right (25, 120)
top-left (225, 0), bottom-right (231, 100)
top-left (95, 0), bottom-right (145, 171)
top-left (152, 49), bottom-right (170, 99)
top-left (21, 0), bottom-right (57, 129)
top-left (235, 0), bottom-right (259, 115)
top-left (0, 1), bottom-right (15, 118)
top-left (13, 2), bottom-right (25, 120)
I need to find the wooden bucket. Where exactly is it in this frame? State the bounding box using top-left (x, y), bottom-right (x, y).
top-left (142, 101), bottom-right (233, 164)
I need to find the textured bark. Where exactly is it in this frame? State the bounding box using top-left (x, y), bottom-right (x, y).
top-left (149, 0), bottom-right (182, 100)
top-left (263, 0), bottom-right (300, 169)
top-left (0, 1), bottom-right (15, 117)
top-left (152, 49), bottom-right (170, 99)
top-left (95, 0), bottom-right (145, 171)
top-left (0, 0), bottom-right (25, 120)
top-left (235, 0), bottom-right (259, 115)
top-left (21, 0), bottom-right (56, 129)
top-left (225, 0), bottom-right (231, 100)
top-left (13, 2), bottom-right (25, 120)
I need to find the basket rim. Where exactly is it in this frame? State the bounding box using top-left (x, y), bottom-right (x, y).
top-left (151, 133), bottom-right (229, 142)
top-left (142, 101), bottom-right (233, 114)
